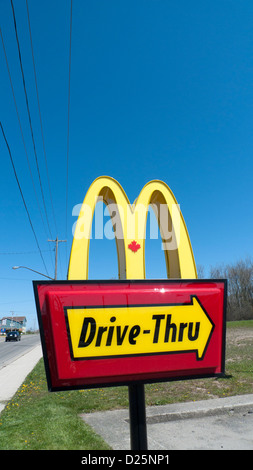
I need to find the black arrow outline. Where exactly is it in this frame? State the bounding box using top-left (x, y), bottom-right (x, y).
top-left (64, 295), bottom-right (215, 362)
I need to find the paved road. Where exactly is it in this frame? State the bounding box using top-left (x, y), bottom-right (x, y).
top-left (0, 334), bottom-right (40, 370)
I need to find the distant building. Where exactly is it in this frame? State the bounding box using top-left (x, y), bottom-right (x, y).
top-left (0, 316), bottom-right (27, 333)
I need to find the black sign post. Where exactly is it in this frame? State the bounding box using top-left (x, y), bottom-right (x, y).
top-left (128, 383), bottom-right (148, 450)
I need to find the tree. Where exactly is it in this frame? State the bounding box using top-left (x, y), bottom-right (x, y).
top-left (210, 258), bottom-right (253, 321)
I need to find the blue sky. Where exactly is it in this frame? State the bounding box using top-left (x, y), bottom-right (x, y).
top-left (0, 0), bottom-right (252, 329)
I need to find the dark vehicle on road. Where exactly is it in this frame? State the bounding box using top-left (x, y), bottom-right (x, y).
top-left (5, 331), bottom-right (21, 342)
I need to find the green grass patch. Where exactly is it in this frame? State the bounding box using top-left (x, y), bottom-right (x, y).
top-left (0, 320), bottom-right (253, 449)
top-left (226, 319), bottom-right (253, 328)
top-left (0, 361), bottom-right (111, 450)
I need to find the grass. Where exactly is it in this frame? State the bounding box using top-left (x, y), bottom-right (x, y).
top-left (0, 362), bottom-right (111, 450)
top-left (0, 320), bottom-right (253, 450)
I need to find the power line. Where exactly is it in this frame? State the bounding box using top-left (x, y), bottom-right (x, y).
top-left (0, 250), bottom-right (51, 255)
top-left (10, 0), bottom-right (53, 240)
top-left (0, 122), bottom-right (49, 276)
top-left (0, 26), bottom-right (49, 240)
top-left (66, 0), bottom-right (73, 243)
top-left (0, 22), bottom-right (54, 274)
top-left (25, 0), bottom-right (58, 235)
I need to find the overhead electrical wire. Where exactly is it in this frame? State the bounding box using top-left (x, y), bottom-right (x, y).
top-left (0, 250), bottom-right (51, 255)
top-left (25, 0), bottom-right (58, 235)
top-left (0, 122), bottom-right (49, 276)
top-left (0, 22), bottom-right (54, 274)
top-left (0, 26), bottom-right (49, 241)
top-left (65, 0), bottom-right (73, 244)
top-left (10, 0), bottom-right (53, 240)
top-left (2, 0), bottom-right (72, 278)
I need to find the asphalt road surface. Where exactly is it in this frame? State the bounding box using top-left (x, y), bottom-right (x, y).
top-left (0, 334), bottom-right (41, 370)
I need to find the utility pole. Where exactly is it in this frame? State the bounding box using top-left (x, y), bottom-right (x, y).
top-left (48, 236), bottom-right (67, 280)
top-left (10, 310), bottom-right (14, 331)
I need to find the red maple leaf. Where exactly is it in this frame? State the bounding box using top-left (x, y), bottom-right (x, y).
top-left (128, 240), bottom-right (141, 253)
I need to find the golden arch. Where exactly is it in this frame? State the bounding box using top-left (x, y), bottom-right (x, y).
top-left (68, 176), bottom-right (197, 280)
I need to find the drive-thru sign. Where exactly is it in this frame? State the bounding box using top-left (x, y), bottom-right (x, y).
top-left (33, 279), bottom-right (226, 391)
top-left (33, 177), bottom-right (227, 450)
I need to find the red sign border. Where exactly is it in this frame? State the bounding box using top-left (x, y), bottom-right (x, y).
top-left (33, 279), bottom-right (227, 392)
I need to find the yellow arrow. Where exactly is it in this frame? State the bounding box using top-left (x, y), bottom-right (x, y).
top-left (65, 296), bottom-right (214, 361)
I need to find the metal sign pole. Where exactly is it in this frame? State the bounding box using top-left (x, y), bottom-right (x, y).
top-left (128, 383), bottom-right (148, 450)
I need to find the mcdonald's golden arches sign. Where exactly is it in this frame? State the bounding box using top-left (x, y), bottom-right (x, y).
top-left (34, 176), bottom-right (226, 391)
top-left (68, 176), bottom-right (197, 280)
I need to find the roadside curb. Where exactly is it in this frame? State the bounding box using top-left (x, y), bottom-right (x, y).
top-left (81, 393), bottom-right (253, 450)
top-left (144, 393), bottom-right (253, 423)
